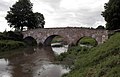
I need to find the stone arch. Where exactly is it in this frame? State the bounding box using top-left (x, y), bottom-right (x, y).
top-left (24, 36), bottom-right (37, 46)
top-left (43, 35), bottom-right (66, 46)
top-left (76, 36), bottom-right (98, 46)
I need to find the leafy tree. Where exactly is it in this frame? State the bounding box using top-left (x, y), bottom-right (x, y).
top-left (5, 0), bottom-right (33, 31)
top-left (26, 12), bottom-right (45, 29)
top-left (5, 0), bottom-right (45, 31)
top-left (96, 25), bottom-right (105, 29)
top-left (102, 0), bottom-right (120, 30)
top-left (34, 12), bottom-right (45, 28)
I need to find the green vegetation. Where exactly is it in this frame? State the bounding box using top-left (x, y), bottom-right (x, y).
top-left (102, 0), bottom-right (120, 30)
top-left (0, 31), bottom-right (23, 41)
top-left (0, 31), bottom-right (26, 52)
top-left (96, 25), bottom-right (105, 29)
top-left (78, 37), bottom-right (97, 47)
top-left (0, 40), bottom-right (26, 52)
top-left (57, 46), bottom-right (90, 67)
top-left (57, 33), bottom-right (120, 77)
top-left (51, 36), bottom-right (63, 43)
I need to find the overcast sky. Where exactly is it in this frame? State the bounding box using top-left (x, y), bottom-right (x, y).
top-left (0, 0), bottom-right (109, 32)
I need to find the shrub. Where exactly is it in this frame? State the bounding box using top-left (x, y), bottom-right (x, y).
top-left (0, 40), bottom-right (26, 52)
top-left (0, 31), bottom-right (23, 41)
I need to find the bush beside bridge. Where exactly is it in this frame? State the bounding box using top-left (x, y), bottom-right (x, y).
top-left (0, 40), bottom-right (26, 52)
top-left (0, 31), bottom-right (26, 52)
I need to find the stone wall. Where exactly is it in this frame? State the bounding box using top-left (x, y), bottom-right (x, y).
top-left (22, 28), bottom-right (108, 46)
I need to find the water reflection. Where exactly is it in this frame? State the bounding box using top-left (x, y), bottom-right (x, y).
top-left (0, 59), bottom-right (12, 77)
top-left (0, 46), bottom-right (69, 77)
top-left (52, 45), bottom-right (68, 55)
top-left (33, 64), bottom-right (69, 77)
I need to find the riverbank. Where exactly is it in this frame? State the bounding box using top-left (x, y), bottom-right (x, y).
top-left (57, 32), bottom-right (120, 77)
top-left (0, 40), bottom-right (26, 52)
top-left (0, 31), bottom-right (26, 52)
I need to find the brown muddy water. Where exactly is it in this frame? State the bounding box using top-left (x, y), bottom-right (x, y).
top-left (0, 45), bottom-right (69, 77)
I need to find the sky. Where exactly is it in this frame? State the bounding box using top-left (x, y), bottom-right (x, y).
top-left (0, 0), bottom-right (109, 32)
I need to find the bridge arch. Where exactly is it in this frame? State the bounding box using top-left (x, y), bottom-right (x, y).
top-left (22, 28), bottom-right (108, 46)
top-left (76, 36), bottom-right (98, 46)
top-left (24, 36), bottom-right (37, 46)
top-left (43, 35), bottom-right (66, 46)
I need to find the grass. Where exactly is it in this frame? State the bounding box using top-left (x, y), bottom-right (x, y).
top-left (0, 31), bottom-right (28, 52)
top-left (0, 40), bottom-right (26, 52)
top-left (51, 36), bottom-right (63, 43)
top-left (78, 37), bottom-right (97, 46)
top-left (56, 46), bottom-right (90, 67)
top-left (57, 32), bottom-right (120, 77)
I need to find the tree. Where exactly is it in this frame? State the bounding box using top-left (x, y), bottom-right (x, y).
top-left (102, 0), bottom-right (120, 30)
top-left (96, 25), bottom-right (105, 29)
top-left (5, 0), bottom-right (33, 31)
top-left (26, 12), bottom-right (45, 30)
top-left (5, 0), bottom-right (45, 31)
top-left (34, 12), bottom-right (45, 28)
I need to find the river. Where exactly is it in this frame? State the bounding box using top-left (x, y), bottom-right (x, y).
top-left (0, 45), bottom-right (69, 77)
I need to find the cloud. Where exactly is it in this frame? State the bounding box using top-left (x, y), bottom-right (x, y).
top-left (0, 0), bottom-right (109, 32)
top-left (53, 0), bottom-right (109, 27)
top-left (0, 0), bottom-right (18, 32)
top-left (31, 0), bottom-right (109, 28)
top-left (60, 0), bottom-right (108, 10)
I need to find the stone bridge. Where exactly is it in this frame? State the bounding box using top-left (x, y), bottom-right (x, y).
top-left (22, 28), bottom-right (108, 46)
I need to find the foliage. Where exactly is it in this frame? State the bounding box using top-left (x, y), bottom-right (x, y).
top-left (34, 12), bottom-right (45, 28)
top-left (78, 37), bottom-right (97, 47)
top-left (0, 31), bottom-right (37, 47)
top-left (96, 25), bottom-right (105, 29)
top-left (51, 36), bottom-right (63, 43)
top-left (0, 31), bottom-right (37, 52)
top-left (102, 0), bottom-right (120, 30)
top-left (0, 31), bottom-right (23, 41)
top-left (5, 0), bottom-right (45, 31)
top-left (0, 40), bottom-right (26, 52)
top-left (56, 46), bottom-right (90, 66)
top-left (58, 33), bottom-right (120, 77)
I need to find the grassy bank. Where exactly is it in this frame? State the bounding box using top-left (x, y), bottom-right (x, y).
top-left (57, 33), bottom-right (120, 77)
top-left (0, 40), bottom-right (26, 52)
top-left (0, 31), bottom-right (27, 52)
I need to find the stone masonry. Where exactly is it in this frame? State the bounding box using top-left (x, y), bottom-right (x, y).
top-left (22, 27), bottom-right (108, 46)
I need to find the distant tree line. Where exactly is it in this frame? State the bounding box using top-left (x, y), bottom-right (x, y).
top-left (5, 0), bottom-right (45, 31)
top-left (96, 25), bottom-right (105, 29)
